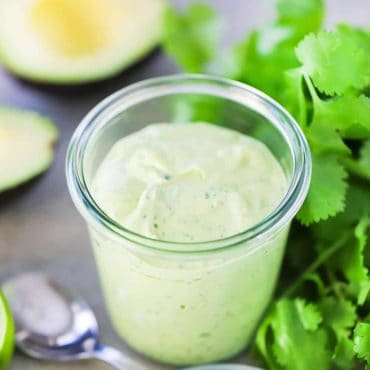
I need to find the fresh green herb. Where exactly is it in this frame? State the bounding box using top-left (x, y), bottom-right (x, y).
top-left (256, 298), bottom-right (331, 370)
top-left (354, 319), bottom-right (370, 364)
top-left (162, 2), bottom-right (223, 73)
top-left (163, 1), bottom-right (370, 369)
top-left (296, 27), bottom-right (370, 95)
top-left (230, 0), bottom-right (324, 101)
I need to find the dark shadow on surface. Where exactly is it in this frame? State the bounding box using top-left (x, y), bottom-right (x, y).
top-left (0, 48), bottom-right (164, 98)
top-left (0, 176), bottom-right (46, 207)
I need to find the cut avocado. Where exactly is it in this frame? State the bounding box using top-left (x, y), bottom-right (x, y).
top-left (0, 0), bottom-right (165, 84)
top-left (0, 107), bottom-right (58, 192)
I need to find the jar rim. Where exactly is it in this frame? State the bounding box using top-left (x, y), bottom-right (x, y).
top-left (66, 74), bottom-right (311, 254)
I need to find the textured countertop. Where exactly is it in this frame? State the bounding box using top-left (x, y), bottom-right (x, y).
top-left (0, 1), bottom-right (368, 369)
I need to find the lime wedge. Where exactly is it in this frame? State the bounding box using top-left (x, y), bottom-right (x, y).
top-left (0, 292), bottom-right (14, 369)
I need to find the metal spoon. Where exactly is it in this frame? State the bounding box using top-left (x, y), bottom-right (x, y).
top-left (2, 272), bottom-right (262, 370)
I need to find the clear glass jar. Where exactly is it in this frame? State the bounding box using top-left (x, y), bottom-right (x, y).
top-left (66, 74), bottom-right (311, 366)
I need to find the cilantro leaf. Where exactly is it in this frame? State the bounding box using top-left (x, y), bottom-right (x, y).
top-left (311, 180), bottom-right (370, 243)
top-left (230, 0), bottom-right (324, 102)
top-left (312, 94), bottom-right (370, 141)
top-left (277, 0), bottom-right (324, 39)
top-left (341, 181), bottom-right (370, 223)
top-left (293, 29), bottom-right (370, 229)
top-left (282, 69), bottom-right (307, 125)
top-left (255, 309), bottom-right (279, 370)
top-left (296, 28), bottom-right (370, 95)
top-left (354, 320), bottom-right (370, 364)
top-left (359, 141), bottom-right (370, 172)
top-left (171, 94), bottom-right (222, 123)
top-left (314, 95), bottom-right (370, 140)
top-left (337, 23), bottom-right (370, 55)
top-left (303, 93), bottom-right (370, 156)
top-left (306, 120), bottom-right (349, 155)
top-left (231, 29), bottom-right (300, 101)
top-left (333, 335), bottom-right (356, 369)
top-left (162, 2), bottom-right (223, 72)
top-left (335, 218), bottom-right (369, 286)
top-left (256, 299), bottom-right (330, 370)
top-left (297, 153), bottom-right (348, 224)
top-left (345, 140), bottom-right (370, 181)
top-left (163, 3), bottom-right (370, 369)
top-left (319, 297), bottom-right (356, 335)
top-left (321, 217), bottom-right (370, 305)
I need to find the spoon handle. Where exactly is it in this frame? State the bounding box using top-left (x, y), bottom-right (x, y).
top-left (92, 344), bottom-right (147, 370)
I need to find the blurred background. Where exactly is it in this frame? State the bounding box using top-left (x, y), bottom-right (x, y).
top-left (0, 0), bottom-right (368, 369)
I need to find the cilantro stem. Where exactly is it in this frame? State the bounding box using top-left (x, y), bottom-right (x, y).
top-left (342, 158), bottom-right (370, 182)
top-left (298, 74), bottom-right (307, 127)
top-left (326, 268), bottom-right (344, 300)
top-left (283, 231), bottom-right (352, 297)
top-left (303, 73), bottom-right (320, 105)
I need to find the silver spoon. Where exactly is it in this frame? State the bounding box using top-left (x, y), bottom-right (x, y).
top-left (2, 272), bottom-right (263, 370)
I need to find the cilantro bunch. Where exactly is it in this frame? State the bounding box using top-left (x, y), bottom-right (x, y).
top-left (163, 1), bottom-right (370, 369)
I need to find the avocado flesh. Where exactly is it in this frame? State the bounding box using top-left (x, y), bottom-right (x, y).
top-left (31, 0), bottom-right (112, 57)
top-left (0, 0), bottom-right (165, 84)
top-left (0, 107), bottom-right (58, 192)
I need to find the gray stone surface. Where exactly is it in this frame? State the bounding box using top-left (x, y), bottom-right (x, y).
top-left (0, 1), bottom-right (368, 369)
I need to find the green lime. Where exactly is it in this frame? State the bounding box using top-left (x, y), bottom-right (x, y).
top-left (0, 292), bottom-right (14, 369)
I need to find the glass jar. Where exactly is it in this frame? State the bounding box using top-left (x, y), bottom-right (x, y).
top-left (66, 74), bottom-right (311, 366)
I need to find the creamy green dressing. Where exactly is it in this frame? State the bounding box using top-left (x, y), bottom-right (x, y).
top-left (92, 123), bottom-right (286, 242)
top-left (90, 122), bottom-right (288, 365)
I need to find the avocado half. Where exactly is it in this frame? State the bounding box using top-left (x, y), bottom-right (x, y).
top-left (0, 107), bottom-right (58, 192)
top-left (0, 0), bottom-right (165, 84)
